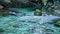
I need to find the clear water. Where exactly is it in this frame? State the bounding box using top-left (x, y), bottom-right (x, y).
top-left (0, 8), bottom-right (60, 34)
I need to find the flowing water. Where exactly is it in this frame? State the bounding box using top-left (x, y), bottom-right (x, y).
top-left (0, 8), bottom-right (60, 34)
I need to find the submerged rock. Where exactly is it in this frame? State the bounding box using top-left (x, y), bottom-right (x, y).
top-left (0, 28), bottom-right (4, 32)
top-left (45, 29), bottom-right (55, 34)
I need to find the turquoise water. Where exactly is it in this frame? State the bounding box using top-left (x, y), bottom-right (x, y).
top-left (0, 8), bottom-right (60, 34)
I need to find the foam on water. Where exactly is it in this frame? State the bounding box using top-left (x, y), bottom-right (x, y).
top-left (18, 15), bottom-right (60, 24)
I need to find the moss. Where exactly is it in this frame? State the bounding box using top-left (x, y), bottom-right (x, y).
top-left (54, 19), bottom-right (60, 27)
top-left (34, 9), bottom-right (42, 16)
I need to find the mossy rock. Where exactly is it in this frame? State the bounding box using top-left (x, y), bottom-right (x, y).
top-left (34, 9), bottom-right (42, 16)
top-left (0, 11), bottom-right (7, 15)
top-left (0, 9), bottom-right (7, 16)
top-left (54, 19), bottom-right (60, 27)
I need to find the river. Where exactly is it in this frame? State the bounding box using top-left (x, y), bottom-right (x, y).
top-left (0, 8), bottom-right (60, 34)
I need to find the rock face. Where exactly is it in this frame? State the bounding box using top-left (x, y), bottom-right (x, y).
top-left (0, 0), bottom-right (32, 8)
top-left (0, 0), bottom-right (44, 8)
top-left (11, 0), bottom-right (30, 8)
top-left (45, 3), bottom-right (60, 16)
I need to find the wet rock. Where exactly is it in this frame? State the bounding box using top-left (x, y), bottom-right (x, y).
top-left (5, 10), bottom-right (21, 16)
top-left (34, 9), bottom-right (42, 16)
top-left (8, 10), bottom-right (26, 16)
top-left (7, 11), bottom-right (19, 16)
top-left (0, 5), bottom-right (3, 9)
